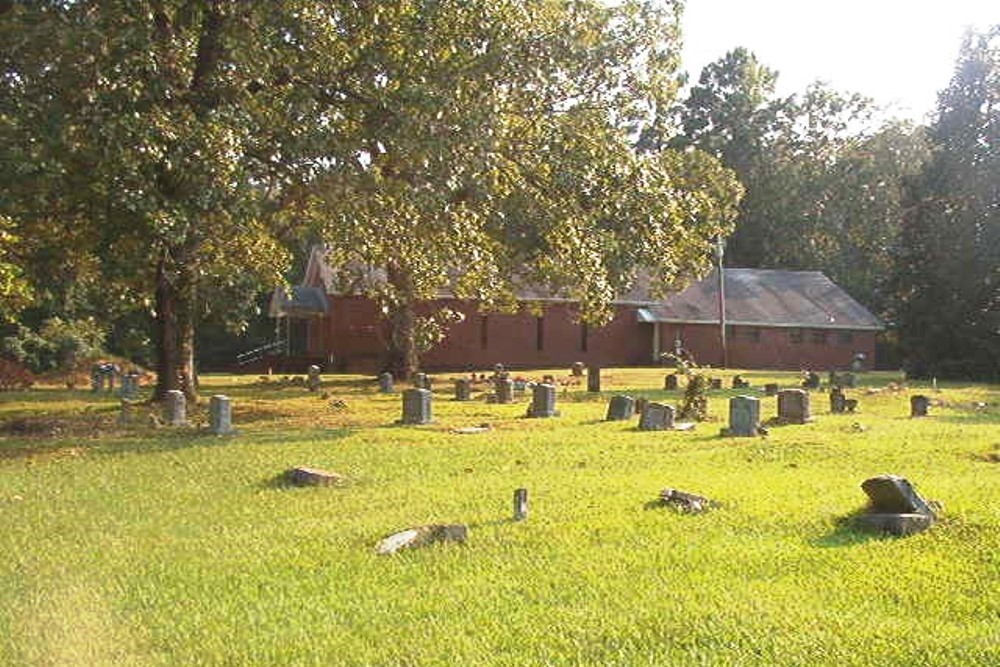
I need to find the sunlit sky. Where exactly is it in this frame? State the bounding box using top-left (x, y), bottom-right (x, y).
top-left (681, 0), bottom-right (998, 123)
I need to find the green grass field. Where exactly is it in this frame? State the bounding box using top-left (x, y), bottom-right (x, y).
top-left (1, 369), bottom-right (998, 666)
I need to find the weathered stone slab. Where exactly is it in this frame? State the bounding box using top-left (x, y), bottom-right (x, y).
top-left (777, 388), bottom-right (812, 424)
top-left (587, 365), bottom-right (601, 393)
top-left (209, 394), bottom-right (234, 435)
top-left (401, 388), bottom-right (432, 425)
top-left (164, 389), bottom-right (186, 427)
top-left (375, 524), bottom-right (468, 555)
top-left (454, 378), bottom-right (472, 401)
top-left (606, 395), bottom-right (635, 421)
top-left (287, 467), bottom-right (343, 486)
top-left (527, 383), bottom-right (558, 418)
top-left (861, 475), bottom-right (935, 516)
top-left (856, 513), bottom-right (934, 537)
top-left (378, 372), bottom-right (394, 393)
top-left (727, 395), bottom-right (760, 437)
top-left (639, 402), bottom-right (675, 431)
top-left (911, 395), bottom-right (930, 417)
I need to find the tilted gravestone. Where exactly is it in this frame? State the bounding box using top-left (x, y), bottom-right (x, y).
top-left (164, 390), bottom-right (186, 427)
top-left (777, 388), bottom-right (812, 424)
top-left (495, 377), bottom-right (514, 404)
top-left (606, 395), bottom-right (635, 421)
top-left (209, 394), bottom-right (234, 435)
top-left (454, 378), bottom-right (472, 401)
top-left (727, 395), bottom-right (760, 437)
top-left (307, 365), bottom-right (322, 392)
top-left (378, 372), bottom-right (394, 393)
top-left (587, 365), bottom-right (601, 393)
top-left (764, 383), bottom-right (780, 397)
top-left (910, 395), bottom-right (930, 417)
top-left (527, 383), bottom-right (558, 418)
top-left (664, 374), bottom-right (680, 390)
top-left (857, 474), bottom-right (935, 536)
top-left (639, 402), bottom-right (675, 431)
top-left (401, 388), bottom-right (432, 425)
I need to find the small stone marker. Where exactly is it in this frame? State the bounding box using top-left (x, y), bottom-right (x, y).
top-left (658, 488), bottom-right (716, 513)
top-left (164, 389), bottom-right (186, 426)
top-left (710, 378), bottom-right (723, 390)
top-left (664, 374), bottom-right (680, 390)
top-left (413, 372), bottom-right (431, 390)
top-left (606, 395), bottom-right (635, 421)
top-left (307, 365), bottom-right (322, 392)
top-left (639, 402), bottom-right (675, 431)
top-left (764, 383), bottom-right (779, 397)
top-left (802, 371), bottom-right (821, 390)
top-left (209, 394), bottom-right (233, 435)
top-left (454, 378), bottom-right (472, 401)
top-left (513, 488), bottom-right (528, 521)
top-left (378, 372), bottom-right (394, 393)
top-left (527, 383), bottom-right (558, 418)
top-left (857, 474), bottom-right (936, 536)
top-left (777, 388), bottom-right (812, 424)
top-left (401, 388), bottom-right (432, 425)
top-left (830, 387), bottom-right (847, 414)
top-left (119, 373), bottom-right (140, 400)
top-left (726, 395), bottom-right (760, 437)
top-left (571, 361), bottom-right (585, 377)
top-left (910, 395), bottom-right (930, 417)
top-left (287, 467), bottom-right (343, 486)
top-left (375, 524), bottom-right (468, 555)
top-left (495, 377), bottom-right (514, 404)
top-left (587, 365), bottom-right (601, 393)
top-left (732, 375), bottom-right (750, 389)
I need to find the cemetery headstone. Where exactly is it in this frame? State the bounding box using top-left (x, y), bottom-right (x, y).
top-left (527, 383), bottom-right (558, 418)
top-left (587, 365), bottom-right (601, 393)
top-left (606, 395), bottom-right (635, 421)
top-left (634, 397), bottom-right (649, 417)
top-left (571, 362), bottom-right (585, 377)
top-left (90, 365), bottom-right (103, 392)
top-left (378, 372), bottom-right (394, 393)
top-left (856, 474), bottom-right (936, 536)
top-left (639, 402), bottom-right (675, 431)
top-left (119, 373), bottom-right (140, 400)
top-left (664, 374), bottom-right (680, 390)
top-left (830, 387), bottom-right (847, 414)
top-left (513, 488), bottom-right (528, 521)
top-left (802, 371), bottom-right (821, 390)
top-left (732, 375), bottom-right (750, 389)
top-left (764, 383), bottom-right (779, 397)
top-left (209, 394), bottom-right (234, 435)
top-left (454, 378), bottom-right (472, 401)
top-left (727, 395), bottom-right (760, 437)
top-left (287, 467), bottom-right (343, 486)
top-left (658, 488), bottom-right (716, 513)
top-left (777, 388), bottom-right (812, 424)
top-left (495, 377), bottom-right (514, 404)
top-left (164, 389), bottom-right (186, 427)
top-left (710, 378), bottom-right (723, 390)
top-left (375, 524), bottom-right (468, 555)
top-left (307, 365), bottom-right (322, 392)
top-left (401, 388), bottom-right (432, 425)
top-left (910, 395), bottom-right (930, 417)
top-left (413, 372), bottom-right (431, 390)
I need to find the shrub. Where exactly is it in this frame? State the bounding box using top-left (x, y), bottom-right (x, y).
top-left (1, 317), bottom-right (107, 373)
top-left (0, 357), bottom-right (34, 391)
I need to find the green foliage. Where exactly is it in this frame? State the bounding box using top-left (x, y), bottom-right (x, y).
top-left (894, 27), bottom-right (1000, 380)
top-left (0, 215), bottom-right (32, 321)
top-left (1, 317), bottom-right (107, 374)
top-left (0, 369), bottom-right (999, 665)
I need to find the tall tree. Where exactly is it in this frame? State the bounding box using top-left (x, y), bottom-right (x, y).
top-left (894, 27), bottom-right (999, 379)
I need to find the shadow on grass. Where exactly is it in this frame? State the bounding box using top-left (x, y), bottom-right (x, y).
top-left (811, 509), bottom-right (896, 548)
top-left (89, 426), bottom-right (354, 458)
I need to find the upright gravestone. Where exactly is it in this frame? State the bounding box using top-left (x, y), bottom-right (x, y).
top-left (307, 365), bottom-right (322, 392)
top-left (778, 388), bottom-right (812, 424)
top-left (413, 372), bottom-right (430, 390)
top-left (830, 387), bottom-right (847, 414)
top-left (727, 395), bottom-right (760, 437)
top-left (732, 375), bottom-right (750, 389)
top-left (401, 388), bottom-right (432, 425)
top-left (454, 378), bottom-right (472, 401)
top-left (664, 374), bottom-right (679, 390)
top-left (710, 378), bottom-right (723, 390)
top-left (639, 402), bottom-right (675, 431)
top-left (571, 362), bottom-right (585, 377)
top-left (910, 395), bottom-right (930, 418)
top-left (802, 372), bottom-right (821, 390)
top-left (496, 377), bottom-right (514, 404)
top-left (209, 394), bottom-right (234, 435)
top-left (164, 389), bottom-right (186, 427)
top-left (513, 488), bottom-right (528, 521)
top-left (119, 373), bottom-right (140, 400)
top-left (528, 383), bottom-right (558, 418)
top-left (378, 372), bottom-right (394, 393)
top-left (764, 383), bottom-right (779, 397)
top-left (91, 365), bottom-right (104, 393)
top-left (606, 395), bottom-right (635, 421)
top-left (587, 365), bottom-right (601, 393)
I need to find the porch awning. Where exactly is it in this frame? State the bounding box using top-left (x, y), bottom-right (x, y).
top-left (268, 286), bottom-right (329, 318)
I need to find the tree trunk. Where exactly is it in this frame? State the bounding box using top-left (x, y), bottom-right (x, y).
top-left (388, 300), bottom-right (419, 381)
top-left (153, 256), bottom-right (181, 401)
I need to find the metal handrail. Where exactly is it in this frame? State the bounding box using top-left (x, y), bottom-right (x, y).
top-left (236, 339), bottom-right (286, 365)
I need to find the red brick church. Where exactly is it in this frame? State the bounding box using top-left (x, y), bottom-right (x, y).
top-left (269, 246), bottom-right (883, 372)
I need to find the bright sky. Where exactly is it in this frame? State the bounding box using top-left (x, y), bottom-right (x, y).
top-left (681, 0), bottom-right (998, 123)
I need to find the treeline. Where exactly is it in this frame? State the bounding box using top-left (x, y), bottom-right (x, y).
top-left (0, 3), bottom-right (995, 385)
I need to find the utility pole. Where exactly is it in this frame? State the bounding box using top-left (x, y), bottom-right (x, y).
top-left (716, 237), bottom-right (728, 368)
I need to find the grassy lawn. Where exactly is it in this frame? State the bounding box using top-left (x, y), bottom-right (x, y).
top-left (1, 368), bottom-right (998, 666)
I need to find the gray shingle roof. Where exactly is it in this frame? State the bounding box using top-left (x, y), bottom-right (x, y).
top-left (638, 269), bottom-right (883, 331)
top-left (268, 285), bottom-right (329, 318)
